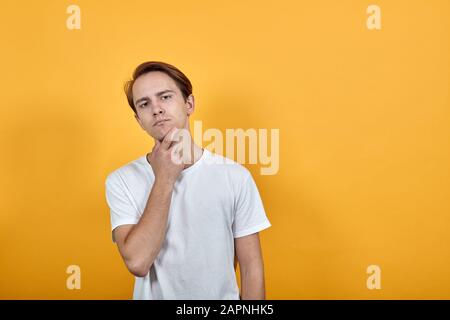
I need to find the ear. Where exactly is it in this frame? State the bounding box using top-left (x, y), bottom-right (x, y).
top-left (185, 94), bottom-right (195, 117)
top-left (134, 113), bottom-right (145, 131)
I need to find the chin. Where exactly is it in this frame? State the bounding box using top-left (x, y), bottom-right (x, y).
top-left (147, 130), bottom-right (161, 141)
top-left (150, 129), bottom-right (169, 141)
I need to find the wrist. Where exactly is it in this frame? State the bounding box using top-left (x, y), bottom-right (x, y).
top-left (154, 176), bottom-right (176, 189)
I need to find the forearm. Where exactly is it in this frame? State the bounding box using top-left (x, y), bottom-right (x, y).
top-left (240, 265), bottom-right (266, 300)
top-left (122, 179), bottom-right (174, 275)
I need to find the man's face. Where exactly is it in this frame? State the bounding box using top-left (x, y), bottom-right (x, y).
top-left (132, 71), bottom-right (194, 141)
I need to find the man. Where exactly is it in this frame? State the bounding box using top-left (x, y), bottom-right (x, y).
top-left (105, 61), bottom-right (271, 300)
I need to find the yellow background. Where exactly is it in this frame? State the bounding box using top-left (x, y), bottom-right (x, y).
top-left (0, 0), bottom-right (449, 299)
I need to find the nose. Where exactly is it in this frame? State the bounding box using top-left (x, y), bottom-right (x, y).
top-left (152, 104), bottom-right (165, 116)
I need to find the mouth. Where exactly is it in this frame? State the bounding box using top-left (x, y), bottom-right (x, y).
top-left (154, 119), bottom-right (170, 126)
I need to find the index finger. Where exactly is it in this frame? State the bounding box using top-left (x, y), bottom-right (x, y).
top-left (152, 138), bottom-right (161, 151)
top-left (160, 127), bottom-right (178, 150)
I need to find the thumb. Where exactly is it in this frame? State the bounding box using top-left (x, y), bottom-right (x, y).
top-left (153, 138), bottom-right (161, 150)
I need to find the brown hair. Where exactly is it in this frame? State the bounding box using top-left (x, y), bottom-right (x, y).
top-left (124, 61), bottom-right (193, 114)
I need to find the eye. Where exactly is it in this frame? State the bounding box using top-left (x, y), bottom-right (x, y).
top-left (162, 95), bottom-right (172, 100)
top-left (139, 102), bottom-right (147, 108)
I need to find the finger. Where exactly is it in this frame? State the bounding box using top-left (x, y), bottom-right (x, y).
top-left (161, 127), bottom-right (178, 150)
top-left (170, 140), bottom-right (183, 154)
top-left (153, 139), bottom-right (161, 151)
top-left (169, 140), bottom-right (182, 155)
top-left (169, 141), bottom-right (183, 165)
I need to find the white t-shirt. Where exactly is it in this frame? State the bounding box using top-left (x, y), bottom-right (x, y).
top-left (104, 148), bottom-right (271, 300)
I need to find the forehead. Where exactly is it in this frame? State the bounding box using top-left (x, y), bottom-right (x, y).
top-left (132, 71), bottom-right (179, 99)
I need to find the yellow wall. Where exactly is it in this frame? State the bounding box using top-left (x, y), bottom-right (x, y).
top-left (0, 0), bottom-right (449, 299)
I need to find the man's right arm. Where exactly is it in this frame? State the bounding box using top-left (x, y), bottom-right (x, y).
top-left (113, 178), bottom-right (175, 277)
top-left (113, 127), bottom-right (184, 277)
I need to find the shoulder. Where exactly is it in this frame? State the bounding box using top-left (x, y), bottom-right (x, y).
top-left (105, 155), bottom-right (147, 187)
top-left (203, 149), bottom-right (252, 185)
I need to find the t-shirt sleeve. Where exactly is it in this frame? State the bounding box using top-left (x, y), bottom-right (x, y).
top-left (105, 172), bottom-right (140, 243)
top-left (232, 171), bottom-right (272, 238)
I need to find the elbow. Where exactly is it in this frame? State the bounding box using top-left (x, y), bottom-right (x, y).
top-left (130, 268), bottom-right (149, 278)
top-left (126, 259), bottom-right (151, 278)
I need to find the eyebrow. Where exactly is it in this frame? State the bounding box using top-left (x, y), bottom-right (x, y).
top-left (134, 90), bottom-right (176, 106)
